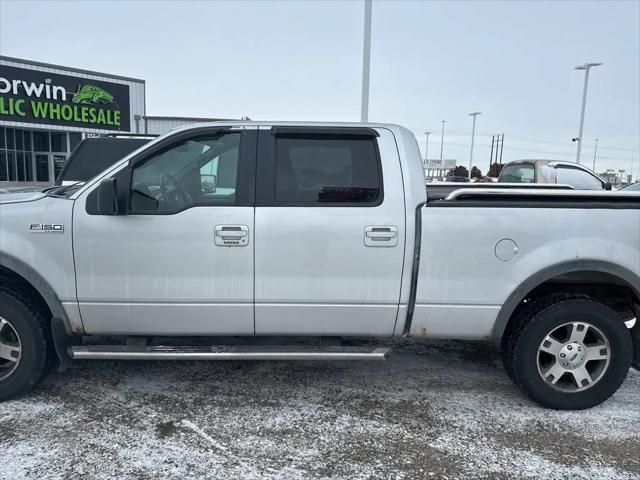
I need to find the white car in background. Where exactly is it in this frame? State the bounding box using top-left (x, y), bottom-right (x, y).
top-left (498, 159), bottom-right (612, 190)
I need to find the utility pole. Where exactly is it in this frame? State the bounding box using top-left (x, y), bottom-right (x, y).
top-left (440, 120), bottom-right (446, 161)
top-left (574, 62), bottom-right (602, 164)
top-left (499, 133), bottom-right (504, 164)
top-left (592, 138), bottom-right (599, 172)
top-left (424, 130), bottom-right (431, 161)
top-left (468, 112), bottom-right (481, 174)
top-left (360, 0), bottom-right (373, 122)
top-left (489, 135), bottom-right (495, 166)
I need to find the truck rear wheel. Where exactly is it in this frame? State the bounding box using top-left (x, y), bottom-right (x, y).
top-left (0, 288), bottom-right (51, 401)
top-left (504, 294), bottom-right (633, 410)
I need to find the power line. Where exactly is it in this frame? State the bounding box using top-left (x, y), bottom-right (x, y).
top-left (429, 129), bottom-right (639, 152)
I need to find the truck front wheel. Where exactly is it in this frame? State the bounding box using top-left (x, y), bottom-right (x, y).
top-left (0, 288), bottom-right (51, 401)
top-left (504, 294), bottom-right (633, 410)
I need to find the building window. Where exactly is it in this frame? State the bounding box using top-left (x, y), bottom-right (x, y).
top-left (0, 151), bottom-right (7, 181)
top-left (0, 129), bottom-right (75, 184)
top-left (36, 154), bottom-right (49, 182)
top-left (6, 128), bottom-right (15, 150)
top-left (15, 129), bottom-right (24, 150)
top-left (53, 155), bottom-right (67, 180)
top-left (25, 153), bottom-right (33, 181)
top-left (24, 131), bottom-right (32, 151)
top-left (7, 152), bottom-right (16, 181)
top-left (33, 131), bottom-right (50, 152)
top-left (70, 133), bottom-right (82, 152)
top-left (16, 152), bottom-right (25, 181)
top-left (51, 132), bottom-right (66, 152)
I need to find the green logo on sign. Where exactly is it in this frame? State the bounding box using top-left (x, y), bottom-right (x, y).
top-left (72, 84), bottom-right (114, 105)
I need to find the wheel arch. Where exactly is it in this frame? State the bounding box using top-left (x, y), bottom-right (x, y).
top-left (491, 259), bottom-right (640, 342)
top-left (0, 252), bottom-right (74, 335)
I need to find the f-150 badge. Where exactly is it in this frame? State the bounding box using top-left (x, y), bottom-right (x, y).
top-left (29, 223), bottom-right (64, 234)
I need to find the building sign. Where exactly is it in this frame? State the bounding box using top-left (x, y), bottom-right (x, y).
top-left (0, 65), bottom-right (130, 131)
top-left (424, 159), bottom-right (456, 169)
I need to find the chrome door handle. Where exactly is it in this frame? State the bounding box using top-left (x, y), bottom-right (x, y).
top-left (364, 226), bottom-right (398, 247)
top-left (215, 225), bottom-right (249, 247)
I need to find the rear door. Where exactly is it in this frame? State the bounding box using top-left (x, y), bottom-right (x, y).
top-left (254, 126), bottom-right (406, 335)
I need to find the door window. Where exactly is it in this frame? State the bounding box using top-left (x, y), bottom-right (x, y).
top-left (554, 166), bottom-right (604, 190)
top-left (499, 163), bottom-right (535, 183)
top-left (129, 133), bottom-right (241, 214)
top-left (274, 135), bottom-right (382, 205)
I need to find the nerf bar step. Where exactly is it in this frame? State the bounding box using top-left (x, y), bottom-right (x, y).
top-left (69, 345), bottom-right (391, 361)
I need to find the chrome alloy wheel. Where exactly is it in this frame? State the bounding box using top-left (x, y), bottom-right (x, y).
top-left (537, 322), bottom-right (610, 392)
top-left (0, 317), bottom-right (22, 381)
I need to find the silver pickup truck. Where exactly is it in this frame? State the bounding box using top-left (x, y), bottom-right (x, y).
top-left (1, 122), bottom-right (638, 409)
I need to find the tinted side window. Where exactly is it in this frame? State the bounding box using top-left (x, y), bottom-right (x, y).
top-left (554, 166), bottom-right (603, 190)
top-left (500, 164), bottom-right (535, 183)
top-left (129, 133), bottom-right (240, 214)
top-left (274, 135), bottom-right (381, 205)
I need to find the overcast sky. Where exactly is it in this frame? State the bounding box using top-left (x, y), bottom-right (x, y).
top-left (1, 0), bottom-right (638, 175)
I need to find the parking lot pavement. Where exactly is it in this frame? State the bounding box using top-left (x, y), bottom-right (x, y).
top-left (1, 339), bottom-right (638, 480)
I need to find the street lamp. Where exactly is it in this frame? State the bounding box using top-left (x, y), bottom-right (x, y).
top-left (360, 0), bottom-right (373, 122)
top-left (592, 138), bottom-right (599, 172)
top-left (440, 120), bottom-right (446, 161)
top-left (424, 131), bottom-right (432, 161)
top-left (468, 112), bottom-right (481, 174)
top-left (574, 62), bottom-right (602, 164)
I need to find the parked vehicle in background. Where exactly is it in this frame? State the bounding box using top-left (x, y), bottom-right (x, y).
top-left (620, 182), bottom-right (640, 191)
top-left (0, 122), bottom-right (638, 410)
top-left (56, 134), bottom-right (155, 186)
top-left (498, 159), bottom-right (611, 190)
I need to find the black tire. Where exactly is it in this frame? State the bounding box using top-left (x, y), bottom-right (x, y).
top-left (501, 293), bottom-right (570, 382)
top-left (506, 294), bottom-right (632, 410)
top-left (0, 287), bottom-right (52, 401)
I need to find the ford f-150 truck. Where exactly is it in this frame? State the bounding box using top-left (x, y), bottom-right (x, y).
top-left (1, 122), bottom-right (638, 409)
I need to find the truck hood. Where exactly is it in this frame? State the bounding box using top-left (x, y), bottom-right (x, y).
top-left (0, 190), bottom-right (46, 205)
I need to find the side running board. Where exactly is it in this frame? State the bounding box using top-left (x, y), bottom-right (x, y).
top-left (69, 345), bottom-right (391, 361)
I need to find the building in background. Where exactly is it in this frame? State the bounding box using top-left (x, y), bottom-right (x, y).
top-left (600, 169), bottom-right (630, 188)
top-left (423, 158), bottom-right (457, 181)
top-left (0, 56), bottom-right (224, 186)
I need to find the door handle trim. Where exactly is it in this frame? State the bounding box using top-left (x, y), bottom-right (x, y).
top-left (215, 225), bottom-right (249, 246)
top-left (364, 226), bottom-right (398, 247)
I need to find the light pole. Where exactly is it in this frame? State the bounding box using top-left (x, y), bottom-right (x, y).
top-left (592, 138), bottom-right (599, 172)
top-left (574, 62), bottom-right (602, 164)
top-left (360, 0), bottom-right (372, 122)
top-left (440, 120), bottom-right (446, 161)
top-left (424, 131), bottom-right (432, 160)
top-left (468, 112), bottom-right (481, 175)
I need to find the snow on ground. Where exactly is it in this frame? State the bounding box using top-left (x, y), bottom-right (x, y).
top-left (1, 339), bottom-right (638, 479)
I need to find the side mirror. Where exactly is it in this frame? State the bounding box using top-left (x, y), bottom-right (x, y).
top-left (604, 182), bottom-right (612, 191)
top-left (97, 178), bottom-right (120, 215)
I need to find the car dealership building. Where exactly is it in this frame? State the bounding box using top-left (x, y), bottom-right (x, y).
top-left (0, 56), bottom-right (221, 186)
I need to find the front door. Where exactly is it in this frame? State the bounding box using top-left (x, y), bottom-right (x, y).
top-left (73, 128), bottom-right (257, 335)
top-left (254, 127), bottom-right (406, 336)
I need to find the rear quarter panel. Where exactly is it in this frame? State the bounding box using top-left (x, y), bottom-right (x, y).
top-left (411, 206), bottom-right (640, 339)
